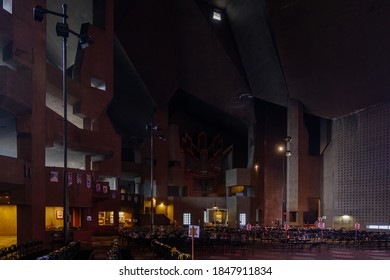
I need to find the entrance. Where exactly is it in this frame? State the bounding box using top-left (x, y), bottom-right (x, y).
top-left (204, 208), bottom-right (227, 226)
top-left (0, 205), bottom-right (17, 248)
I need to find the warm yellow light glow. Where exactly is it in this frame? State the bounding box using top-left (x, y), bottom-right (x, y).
top-left (278, 145), bottom-right (285, 152)
top-left (231, 185), bottom-right (245, 195)
top-left (341, 215), bottom-right (351, 221)
top-left (254, 163), bottom-right (259, 172)
top-left (0, 205), bottom-right (17, 235)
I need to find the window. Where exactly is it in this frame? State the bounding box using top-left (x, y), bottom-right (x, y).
top-left (239, 213), bottom-right (246, 226)
top-left (169, 160), bottom-right (181, 167)
top-left (204, 210), bottom-right (209, 223)
top-left (3, 0), bottom-right (12, 13)
top-left (90, 77), bottom-right (106, 91)
top-left (168, 186), bottom-right (180, 197)
top-left (98, 211), bottom-right (114, 226)
top-left (183, 213), bottom-right (191, 225)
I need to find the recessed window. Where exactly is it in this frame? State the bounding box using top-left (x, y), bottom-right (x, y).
top-left (3, 0), bottom-right (12, 14)
top-left (90, 77), bottom-right (106, 91)
top-left (183, 213), bottom-right (191, 225)
top-left (239, 213), bottom-right (246, 226)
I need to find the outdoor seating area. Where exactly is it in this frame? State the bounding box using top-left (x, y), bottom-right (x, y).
top-left (0, 240), bottom-right (46, 260)
top-left (117, 225), bottom-right (390, 259)
top-left (2, 226), bottom-right (390, 260)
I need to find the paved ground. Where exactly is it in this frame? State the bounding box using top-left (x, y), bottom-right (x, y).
top-left (3, 235), bottom-right (390, 260)
top-left (98, 237), bottom-right (390, 260)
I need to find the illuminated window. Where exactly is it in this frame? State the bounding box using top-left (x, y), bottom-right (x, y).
top-left (183, 213), bottom-right (191, 225)
top-left (98, 211), bottom-right (114, 226)
top-left (204, 210), bottom-right (209, 223)
top-left (239, 213), bottom-right (246, 226)
top-left (70, 208), bottom-right (82, 228)
top-left (45, 207), bottom-right (64, 229)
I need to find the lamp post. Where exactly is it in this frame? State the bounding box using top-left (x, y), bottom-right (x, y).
top-left (33, 4), bottom-right (91, 244)
top-left (146, 123), bottom-right (157, 230)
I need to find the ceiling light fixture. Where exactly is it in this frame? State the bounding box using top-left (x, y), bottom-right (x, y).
top-left (238, 93), bottom-right (253, 100)
top-left (212, 10), bottom-right (221, 21)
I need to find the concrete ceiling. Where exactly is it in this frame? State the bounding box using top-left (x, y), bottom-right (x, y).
top-left (2, 0), bottom-right (390, 163)
top-left (266, 0), bottom-right (390, 119)
top-left (113, 0), bottom-right (390, 127)
top-left (33, 0), bottom-right (390, 141)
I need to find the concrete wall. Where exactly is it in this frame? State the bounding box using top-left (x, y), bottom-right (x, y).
top-left (323, 102), bottom-right (390, 229)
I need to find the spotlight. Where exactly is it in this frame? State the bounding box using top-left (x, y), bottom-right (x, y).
top-left (79, 34), bottom-right (92, 49)
top-left (56, 22), bottom-right (69, 38)
top-left (33, 5), bottom-right (45, 22)
top-left (78, 23), bottom-right (93, 49)
top-left (33, 4), bottom-right (68, 23)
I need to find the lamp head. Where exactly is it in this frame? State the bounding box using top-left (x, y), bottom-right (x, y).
top-left (79, 34), bottom-right (93, 49)
top-left (33, 5), bottom-right (46, 22)
top-left (78, 22), bottom-right (92, 49)
top-left (56, 22), bottom-right (69, 38)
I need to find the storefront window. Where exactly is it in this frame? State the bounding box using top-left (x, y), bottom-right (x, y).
top-left (45, 207), bottom-right (64, 229)
top-left (98, 211), bottom-right (114, 226)
top-left (118, 211), bottom-right (133, 227)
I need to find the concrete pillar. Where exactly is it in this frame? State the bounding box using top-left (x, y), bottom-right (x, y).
top-left (247, 124), bottom-right (255, 168)
top-left (28, 0), bottom-right (47, 242)
top-left (286, 98), bottom-right (299, 221)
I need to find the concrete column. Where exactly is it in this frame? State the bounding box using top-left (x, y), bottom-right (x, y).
top-left (85, 155), bottom-right (91, 171)
top-left (286, 98), bottom-right (299, 219)
top-left (28, 0), bottom-right (47, 242)
top-left (247, 124), bottom-right (255, 168)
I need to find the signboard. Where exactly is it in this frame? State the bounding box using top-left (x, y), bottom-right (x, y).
top-left (188, 225), bottom-right (200, 238)
top-left (355, 223), bottom-right (360, 230)
top-left (318, 222), bottom-right (325, 229)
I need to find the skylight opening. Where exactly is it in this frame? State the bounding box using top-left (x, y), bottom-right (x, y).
top-left (212, 11), bottom-right (221, 21)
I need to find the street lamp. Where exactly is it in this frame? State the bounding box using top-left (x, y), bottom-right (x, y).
top-left (33, 3), bottom-right (91, 244)
top-left (145, 123), bottom-right (166, 230)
